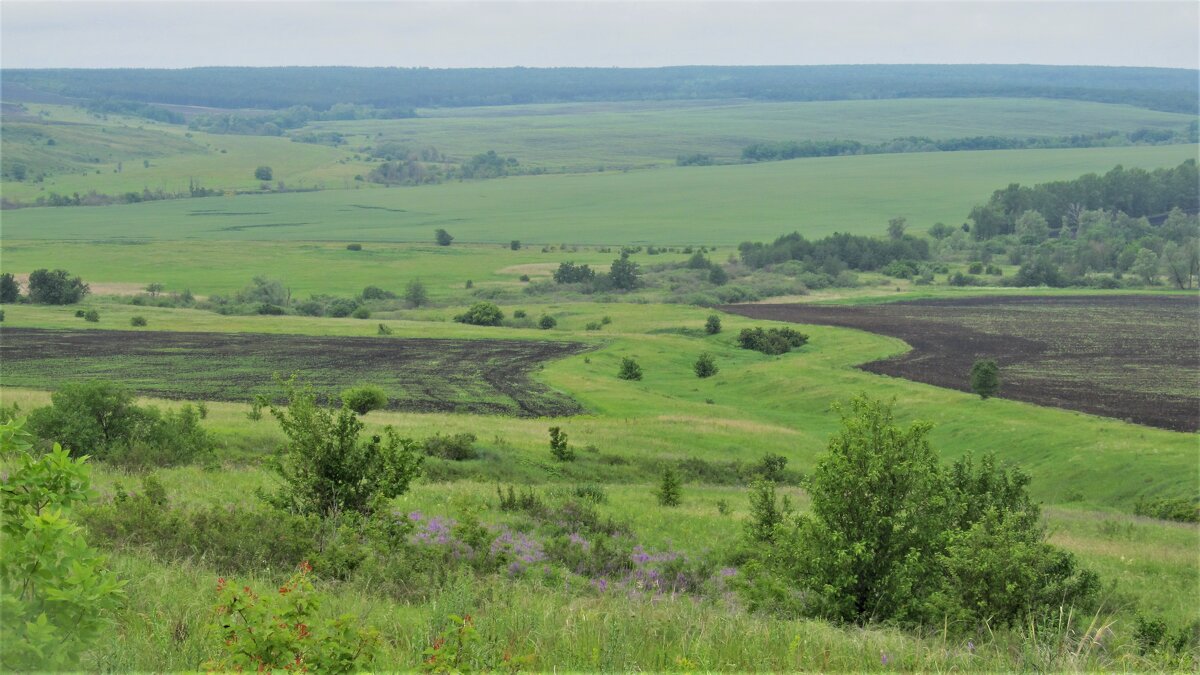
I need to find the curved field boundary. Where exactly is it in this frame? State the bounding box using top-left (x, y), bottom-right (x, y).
top-left (0, 328), bottom-right (590, 417)
top-left (722, 295), bottom-right (1199, 432)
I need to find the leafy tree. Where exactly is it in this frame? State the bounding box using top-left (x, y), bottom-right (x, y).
top-left (1162, 240), bottom-right (1199, 289)
top-left (510, 240), bottom-right (521, 251)
top-left (454, 301), bottom-right (504, 326)
top-left (0, 420), bottom-right (126, 671)
top-left (435, 228), bottom-right (454, 246)
top-left (656, 465), bottom-right (682, 507)
top-left (708, 265), bottom-right (729, 285)
top-left (608, 253), bottom-right (641, 290)
top-left (970, 359), bottom-right (1001, 399)
top-left (27, 269), bottom-right (89, 305)
top-left (1014, 210), bottom-right (1049, 244)
top-left (26, 381), bottom-right (144, 457)
top-left (340, 385), bottom-right (388, 415)
top-left (538, 314), bottom-right (557, 330)
top-left (1131, 248), bottom-right (1160, 284)
top-left (404, 279), bottom-right (428, 308)
top-left (887, 216), bottom-right (907, 240)
top-left (0, 273), bottom-right (19, 303)
top-left (927, 222), bottom-right (954, 240)
top-left (618, 357), bottom-right (643, 381)
top-left (685, 252), bottom-right (711, 269)
top-left (266, 381), bottom-right (422, 516)
top-left (694, 352), bottom-right (718, 378)
top-left (705, 314), bottom-right (722, 335)
top-left (553, 262), bottom-right (596, 284)
top-left (144, 282), bottom-right (164, 297)
top-left (745, 479), bottom-right (787, 543)
top-left (360, 286), bottom-right (394, 301)
top-left (548, 426), bottom-right (574, 462)
top-left (254, 165), bottom-right (273, 180)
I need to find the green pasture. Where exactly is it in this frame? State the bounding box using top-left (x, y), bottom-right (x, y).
top-left (3, 144), bottom-right (1196, 245)
top-left (321, 97), bottom-right (1198, 169)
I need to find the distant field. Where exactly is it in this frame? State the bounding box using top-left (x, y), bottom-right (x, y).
top-left (321, 97), bottom-right (1198, 169)
top-left (726, 295), bottom-right (1200, 431)
top-left (3, 144), bottom-right (1195, 245)
top-left (0, 328), bottom-right (588, 416)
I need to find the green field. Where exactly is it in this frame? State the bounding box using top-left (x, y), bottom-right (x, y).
top-left (3, 144), bottom-right (1195, 245)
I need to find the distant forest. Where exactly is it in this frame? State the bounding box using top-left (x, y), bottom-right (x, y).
top-left (4, 65), bottom-right (1197, 113)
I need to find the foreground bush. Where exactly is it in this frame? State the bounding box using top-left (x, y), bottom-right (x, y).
top-left (0, 420), bottom-right (125, 671)
top-left (267, 382), bottom-right (423, 516)
top-left (738, 395), bottom-right (1098, 629)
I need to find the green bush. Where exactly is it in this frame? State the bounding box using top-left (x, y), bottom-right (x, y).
top-left (694, 352), bottom-right (718, 378)
top-left (738, 395), bottom-right (1098, 629)
top-left (970, 359), bottom-right (1001, 399)
top-left (549, 426), bottom-right (574, 462)
top-left (267, 382), bottom-right (422, 516)
top-left (27, 268), bottom-right (89, 305)
top-left (423, 432), bottom-right (478, 461)
top-left (360, 285), bottom-right (394, 300)
top-left (340, 385), bottom-right (388, 415)
top-left (705, 314), bottom-right (722, 334)
top-left (0, 273), bottom-right (20, 303)
top-left (84, 309), bottom-right (100, 322)
top-left (351, 306), bottom-right (371, 319)
top-left (1134, 497), bottom-right (1200, 523)
top-left (618, 357), bottom-right (643, 381)
top-left (454, 301), bottom-right (504, 326)
top-left (513, 309), bottom-right (527, 318)
top-left (656, 465), bottom-right (682, 506)
top-left (737, 327), bottom-right (808, 355)
top-left (0, 421), bottom-right (126, 671)
top-left (346, 243), bottom-right (363, 251)
top-left (539, 314), bottom-right (557, 329)
top-left (130, 315), bottom-right (147, 327)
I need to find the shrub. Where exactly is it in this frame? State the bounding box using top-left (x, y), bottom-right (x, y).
top-left (346, 243), bottom-right (363, 251)
top-left (585, 321), bottom-right (602, 331)
top-left (351, 306), bottom-right (371, 319)
top-left (75, 309), bottom-right (86, 317)
top-left (1134, 497), bottom-right (1200, 523)
top-left (340, 385), bottom-right (388, 415)
top-left (573, 484), bottom-right (608, 504)
top-left (84, 309), bottom-right (100, 322)
top-left (0, 421), bottom-right (126, 672)
top-left (266, 382), bottom-right (422, 516)
top-left (27, 268), bottom-right (89, 305)
top-left (360, 285), bottom-right (394, 300)
top-left (538, 314), bottom-right (557, 329)
top-left (618, 357), bottom-right (643, 381)
top-left (694, 352), bottom-right (718, 378)
top-left (404, 279), bottom-right (428, 308)
top-left (745, 479), bottom-right (788, 543)
top-left (435, 228), bottom-right (454, 246)
top-left (327, 298), bottom-right (359, 318)
top-left (656, 466), bottom-right (682, 506)
top-left (549, 426), bottom-right (574, 462)
top-left (377, 323), bottom-right (393, 335)
top-left (705, 314), bottom-right (722, 334)
top-left (454, 301), bottom-right (504, 326)
top-left (708, 266), bottom-right (729, 285)
top-left (465, 280), bottom-right (473, 289)
top-left (423, 432), bottom-right (478, 461)
top-left (130, 315), bottom-right (147, 327)
top-left (519, 275), bottom-right (530, 282)
top-left (203, 563), bottom-right (379, 672)
top-left (510, 240), bottom-right (521, 250)
top-left (968, 262), bottom-right (985, 274)
top-left (737, 327), bottom-right (808, 355)
top-left (254, 165), bottom-right (273, 180)
top-left (970, 359), bottom-right (1001, 399)
top-left (512, 309), bottom-right (527, 319)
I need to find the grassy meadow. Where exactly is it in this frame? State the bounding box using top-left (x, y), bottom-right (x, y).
top-left (1, 92), bottom-right (1198, 671)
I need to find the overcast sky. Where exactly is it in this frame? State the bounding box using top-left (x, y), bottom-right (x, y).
top-left (2, 1), bottom-right (1197, 70)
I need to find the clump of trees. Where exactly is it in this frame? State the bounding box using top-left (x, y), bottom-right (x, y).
top-left (737, 327), bottom-right (809, 355)
top-left (737, 395), bottom-right (1099, 629)
top-left (739, 231), bottom-right (930, 272)
top-left (551, 254), bottom-right (641, 292)
top-left (27, 269), bottom-right (89, 304)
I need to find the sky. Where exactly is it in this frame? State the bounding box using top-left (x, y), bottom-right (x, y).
top-left (1, 1), bottom-right (1197, 70)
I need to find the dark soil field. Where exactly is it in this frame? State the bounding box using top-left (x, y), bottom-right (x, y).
top-left (0, 328), bottom-right (589, 417)
top-left (723, 295), bottom-right (1200, 432)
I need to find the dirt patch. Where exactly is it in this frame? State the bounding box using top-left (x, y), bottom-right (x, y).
top-left (722, 295), bottom-right (1200, 432)
top-left (0, 328), bottom-right (590, 417)
top-left (496, 263), bottom-right (559, 276)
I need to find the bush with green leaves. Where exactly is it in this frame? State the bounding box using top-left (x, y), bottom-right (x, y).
top-left (435, 228), bottom-right (454, 246)
top-left (129, 315), bottom-right (147, 327)
top-left (0, 420), bottom-right (126, 671)
top-left (970, 359), bottom-right (1001, 399)
top-left (360, 285), bottom-right (395, 301)
top-left (618, 357), bottom-right (643, 381)
top-left (202, 562), bottom-right (379, 673)
top-left (267, 382), bottom-right (422, 517)
top-left (656, 465), bottom-right (682, 506)
top-left (454, 301), bottom-right (504, 326)
top-left (423, 432), bottom-right (478, 461)
top-left (404, 279), bottom-right (428, 308)
top-left (737, 395), bottom-right (1098, 629)
top-left (694, 352), bottom-right (718, 378)
top-left (340, 385), bottom-right (388, 415)
top-left (538, 314), bottom-right (557, 329)
top-left (705, 314), bottom-right (722, 335)
top-left (84, 308), bottom-right (100, 322)
top-left (351, 306), bottom-right (371, 319)
top-left (737, 327), bottom-right (809, 355)
top-left (549, 426), bottom-right (574, 462)
top-left (27, 268), bottom-right (89, 305)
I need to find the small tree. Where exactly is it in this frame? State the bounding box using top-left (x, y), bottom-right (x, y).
top-left (1, 273), bottom-right (21, 303)
top-left (538, 314), bottom-right (557, 330)
top-left (608, 253), bottom-right (640, 291)
top-left (27, 269), bottom-right (89, 305)
top-left (130, 316), bottom-right (147, 327)
top-left (144, 283), bottom-right (164, 297)
top-left (618, 357), bottom-right (643, 381)
top-left (404, 279), bottom-right (428, 308)
top-left (887, 216), bottom-right (907, 240)
top-left (656, 465), bottom-right (682, 507)
top-left (454, 301), bottom-right (504, 326)
top-left (694, 352), bottom-right (718, 378)
top-left (435, 228), bottom-right (454, 246)
top-left (254, 166), bottom-right (273, 181)
top-left (267, 382), bottom-right (422, 516)
top-left (549, 426), bottom-right (574, 462)
top-left (84, 309), bottom-right (100, 323)
top-left (970, 359), bottom-right (1000, 399)
top-left (1131, 248), bottom-right (1160, 285)
top-left (340, 385), bottom-right (388, 415)
top-left (510, 240), bottom-right (521, 251)
top-left (705, 314), bottom-right (722, 335)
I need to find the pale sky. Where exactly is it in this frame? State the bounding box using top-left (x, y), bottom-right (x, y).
top-left (1, 1), bottom-right (1197, 70)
